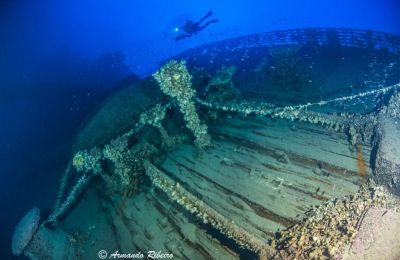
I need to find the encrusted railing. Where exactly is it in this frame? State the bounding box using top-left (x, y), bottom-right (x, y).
top-left (176, 28), bottom-right (400, 58)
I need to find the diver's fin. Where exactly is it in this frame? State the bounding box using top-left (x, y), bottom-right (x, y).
top-left (198, 11), bottom-right (213, 24)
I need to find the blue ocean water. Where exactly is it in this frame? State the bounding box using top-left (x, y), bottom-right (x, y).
top-left (1, 1), bottom-right (399, 259)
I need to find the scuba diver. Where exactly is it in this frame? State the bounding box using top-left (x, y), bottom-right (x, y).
top-left (175, 11), bottom-right (219, 40)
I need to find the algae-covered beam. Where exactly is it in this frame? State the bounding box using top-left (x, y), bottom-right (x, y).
top-left (153, 60), bottom-right (210, 149)
top-left (143, 160), bottom-right (275, 259)
top-left (196, 82), bottom-right (400, 146)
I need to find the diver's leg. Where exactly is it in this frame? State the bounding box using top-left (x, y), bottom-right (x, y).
top-left (198, 19), bottom-right (219, 31)
top-left (197, 11), bottom-right (213, 24)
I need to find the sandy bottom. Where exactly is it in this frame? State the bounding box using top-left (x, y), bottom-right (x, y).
top-left (344, 207), bottom-right (400, 260)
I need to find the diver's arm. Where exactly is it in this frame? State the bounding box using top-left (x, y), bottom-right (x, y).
top-left (175, 34), bottom-right (190, 40)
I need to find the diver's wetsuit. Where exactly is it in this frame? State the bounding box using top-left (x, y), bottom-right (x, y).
top-left (175, 11), bottom-right (219, 40)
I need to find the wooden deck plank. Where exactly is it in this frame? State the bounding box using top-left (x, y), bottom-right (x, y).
top-left (160, 116), bottom-right (369, 242)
